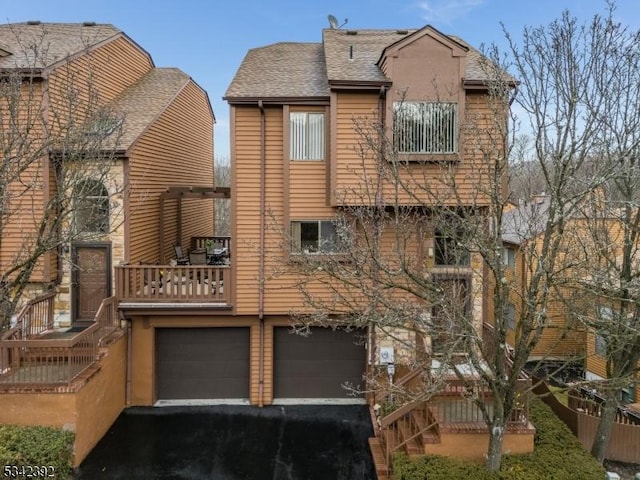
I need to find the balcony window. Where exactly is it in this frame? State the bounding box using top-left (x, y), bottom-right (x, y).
top-left (291, 220), bottom-right (338, 254)
top-left (393, 101), bottom-right (457, 154)
top-left (290, 112), bottom-right (325, 160)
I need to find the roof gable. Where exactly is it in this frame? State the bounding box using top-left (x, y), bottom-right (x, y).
top-left (109, 68), bottom-right (192, 153)
top-left (378, 25), bottom-right (468, 71)
top-left (0, 23), bottom-right (151, 73)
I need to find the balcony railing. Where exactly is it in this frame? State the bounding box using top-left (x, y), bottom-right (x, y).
top-left (115, 264), bottom-right (230, 304)
top-left (0, 294), bottom-right (121, 388)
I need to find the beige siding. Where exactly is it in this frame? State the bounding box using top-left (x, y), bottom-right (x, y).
top-left (128, 80), bottom-right (214, 263)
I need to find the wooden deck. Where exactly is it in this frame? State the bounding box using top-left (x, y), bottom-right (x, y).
top-left (115, 264), bottom-right (231, 305)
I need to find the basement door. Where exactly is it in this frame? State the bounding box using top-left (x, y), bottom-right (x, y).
top-left (71, 243), bottom-right (111, 323)
top-left (274, 327), bottom-right (366, 400)
top-left (156, 327), bottom-right (250, 401)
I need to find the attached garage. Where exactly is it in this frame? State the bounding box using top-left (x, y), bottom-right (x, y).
top-left (156, 327), bottom-right (250, 401)
top-left (273, 327), bottom-right (367, 400)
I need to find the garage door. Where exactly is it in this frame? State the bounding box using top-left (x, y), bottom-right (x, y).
top-left (274, 327), bottom-right (366, 399)
top-left (156, 327), bottom-right (250, 400)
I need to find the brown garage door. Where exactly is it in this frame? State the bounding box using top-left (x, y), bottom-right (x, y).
top-left (156, 327), bottom-right (250, 400)
top-left (274, 327), bottom-right (366, 399)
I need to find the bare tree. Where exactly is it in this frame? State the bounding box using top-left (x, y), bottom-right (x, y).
top-left (562, 10), bottom-right (640, 460)
top-left (0, 26), bottom-right (124, 331)
top-left (214, 154), bottom-right (230, 236)
top-left (273, 4), bottom-right (632, 471)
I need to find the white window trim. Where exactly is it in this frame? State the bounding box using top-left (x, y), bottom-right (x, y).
top-left (290, 112), bottom-right (325, 161)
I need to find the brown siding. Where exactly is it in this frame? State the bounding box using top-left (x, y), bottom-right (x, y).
top-left (48, 36), bottom-right (153, 108)
top-left (332, 91), bottom-right (496, 208)
top-left (0, 81), bottom-right (51, 282)
top-left (128, 80), bottom-right (214, 264)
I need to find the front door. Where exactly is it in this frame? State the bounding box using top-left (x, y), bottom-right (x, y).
top-left (72, 243), bottom-right (111, 323)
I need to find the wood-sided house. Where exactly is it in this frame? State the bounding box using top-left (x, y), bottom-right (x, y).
top-left (0, 22), bottom-right (215, 464)
top-left (0, 22), bottom-right (215, 324)
top-left (222, 25), bottom-right (534, 471)
top-left (501, 194), bottom-right (639, 404)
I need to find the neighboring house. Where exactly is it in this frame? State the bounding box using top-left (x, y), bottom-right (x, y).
top-left (0, 22), bottom-right (215, 325)
top-left (0, 22), bottom-right (214, 464)
top-left (501, 194), bottom-right (639, 404)
top-left (501, 194), bottom-right (587, 363)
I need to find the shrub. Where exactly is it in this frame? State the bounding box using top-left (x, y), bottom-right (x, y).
top-left (393, 397), bottom-right (605, 480)
top-left (0, 425), bottom-right (74, 479)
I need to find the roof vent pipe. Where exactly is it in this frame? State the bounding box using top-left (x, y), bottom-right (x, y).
top-left (349, 45), bottom-right (353, 60)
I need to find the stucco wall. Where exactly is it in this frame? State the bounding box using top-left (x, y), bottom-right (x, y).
top-left (424, 430), bottom-right (534, 460)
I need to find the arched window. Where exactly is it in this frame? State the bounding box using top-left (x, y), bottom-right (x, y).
top-left (74, 179), bottom-right (109, 234)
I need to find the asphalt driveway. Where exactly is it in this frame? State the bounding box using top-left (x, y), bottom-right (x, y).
top-left (75, 405), bottom-right (375, 480)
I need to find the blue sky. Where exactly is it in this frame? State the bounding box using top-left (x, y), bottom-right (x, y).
top-left (1, 0), bottom-right (638, 158)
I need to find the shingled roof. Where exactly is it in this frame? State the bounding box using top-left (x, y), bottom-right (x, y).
top-left (109, 68), bottom-right (193, 152)
top-left (0, 22), bottom-right (204, 155)
top-left (224, 42), bottom-right (328, 100)
top-left (225, 25), bottom-right (497, 101)
top-left (0, 22), bottom-right (127, 71)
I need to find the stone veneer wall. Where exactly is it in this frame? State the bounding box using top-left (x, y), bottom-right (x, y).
top-left (54, 161), bottom-right (126, 326)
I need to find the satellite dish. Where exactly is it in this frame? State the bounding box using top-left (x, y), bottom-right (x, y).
top-left (328, 14), bottom-right (339, 29)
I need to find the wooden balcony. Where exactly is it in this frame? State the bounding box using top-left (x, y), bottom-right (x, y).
top-left (114, 264), bottom-right (231, 307)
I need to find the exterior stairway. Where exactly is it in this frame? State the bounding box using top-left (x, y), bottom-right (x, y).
top-left (369, 401), bottom-right (440, 479)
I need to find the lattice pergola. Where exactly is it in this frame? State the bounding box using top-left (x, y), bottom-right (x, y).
top-left (159, 186), bottom-right (230, 262)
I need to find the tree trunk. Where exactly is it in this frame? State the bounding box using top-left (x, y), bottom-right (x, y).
top-left (486, 421), bottom-right (505, 471)
top-left (590, 395), bottom-right (618, 463)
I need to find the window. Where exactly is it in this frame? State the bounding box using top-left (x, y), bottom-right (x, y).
top-left (505, 303), bottom-right (516, 330)
top-left (291, 221), bottom-right (339, 253)
top-left (502, 247), bottom-right (516, 268)
top-left (595, 307), bottom-right (612, 356)
top-left (595, 333), bottom-right (607, 356)
top-left (434, 229), bottom-right (469, 266)
top-left (394, 102), bottom-right (458, 154)
top-left (290, 112), bottom-right (325, 160)
top-left (74, 179), bottom-right (109, 234)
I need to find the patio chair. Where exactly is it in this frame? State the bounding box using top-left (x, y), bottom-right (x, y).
top-left (174, 245), bottom-right (190, 265)
top-left (189, 250), bottom-right (208, 283)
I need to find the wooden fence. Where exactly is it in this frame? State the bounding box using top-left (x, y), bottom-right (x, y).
top-left (534, 378), bottom-right (640, 463)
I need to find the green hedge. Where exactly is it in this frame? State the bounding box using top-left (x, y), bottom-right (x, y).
top-left (0, 425), bottom-right (74, 479)
top-left (393, 398), bottom-right (605, 480)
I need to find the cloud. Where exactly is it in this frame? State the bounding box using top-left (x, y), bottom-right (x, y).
top-left (415, 0), bottom-right (484, 25)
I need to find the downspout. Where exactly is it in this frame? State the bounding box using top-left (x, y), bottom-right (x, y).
top-left (124, 314), bottom-right (132, 406)
top-left (258, 100), bottom-right (266, 407)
